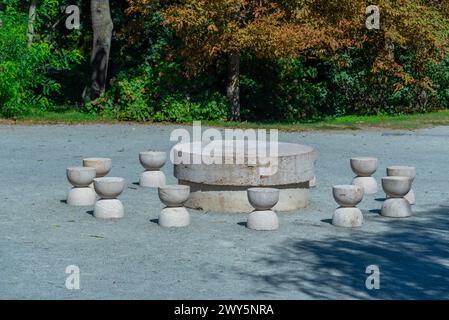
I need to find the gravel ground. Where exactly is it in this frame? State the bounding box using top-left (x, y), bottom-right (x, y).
top-left (1, 124), bottom-right (449, 299)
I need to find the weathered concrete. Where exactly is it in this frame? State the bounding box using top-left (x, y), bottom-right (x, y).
top-left (247, 188), bottom-right (280, 210)
top-left (139, 151), bottom-right (167, 187)
top-left (158, 185), bottom-right (190, 207)
top-left (83, 158), bottom-right (112, 177)
top-left (247, 210), bottom-right (279, 231)
top-left (381, 176), bottom-right (413, 218)
top-left (382, 176), bottom-right (412, 198)
top-left (67, 187), bottom-right (96, 207)
top-left (158, 185), bottom-right (190, 227)
top-left (159, 207), bottom-right (190, 228)
top-left (66, 167), bottom-right (96, 206)
top-left (387, 166), bottom-right (416, 205)
top-left (140, 170), bottom-right (166, 188)
top-left (246, 188), bottom-right (280, 231)
top-left (350, 157), bottom-right (378, 194)
top-left (94, 199), bottom-right (124, 219)
top-left (332, 185), bottom-right (364, 228)
top-left (381, 198), bottom-right (412, 218)
top-left (174, 141), bottom-right (315, 213)
top-left (93, 177), bottom-right (125, 199)
top-left (93, 177), bottom-right (125, 219)
top-left (181, 180), bottom-right (309, 213)
top-left (332, 185), bottom-right (364, 208)
top-left (332, 207), bottom-right (363, 228)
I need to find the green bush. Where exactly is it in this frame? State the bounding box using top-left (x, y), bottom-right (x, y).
top-left (87, 65), bottom-right (227, 122)
top-left (0, 7), bottom-right (82, 117)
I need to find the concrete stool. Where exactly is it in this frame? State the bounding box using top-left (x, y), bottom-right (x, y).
top-left (139, 151), bottom-right (166, 187)
top-left (66, 167), bottom-right (96, 206)
top-left (350, 157), bottom-right (378, 194)
top-left (332, 185), bottom-right (364, 228)
top-left (93, 177), bottom-right (125, 219)
top-left (246, 188), bottom-right (280, 231)
top-left (381, 176), bottom-right (412, 218)
top-left (83, 157), bottom-right (112, 188)
top-left (387, 166), bottom-right (416, 205)
top-left (158, 185), bottom-right (190, 228)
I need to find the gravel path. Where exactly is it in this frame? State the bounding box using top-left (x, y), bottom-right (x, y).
top-left (1, 124), bottom-right (448, 299)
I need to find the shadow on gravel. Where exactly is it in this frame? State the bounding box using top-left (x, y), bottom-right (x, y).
top-left (320, 219), bottom-right (333, 225)
top-left (242, 204), bottom-right (449, 299)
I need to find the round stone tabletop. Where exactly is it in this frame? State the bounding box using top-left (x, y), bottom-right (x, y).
top-left (172, 140), bottom-right (316, 187)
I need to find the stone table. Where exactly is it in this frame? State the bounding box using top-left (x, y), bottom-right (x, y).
top-left (172, 140), bottom-right (316, 213)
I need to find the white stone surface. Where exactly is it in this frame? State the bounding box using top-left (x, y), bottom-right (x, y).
top-left (158, 185), bottom-right (190, 207)
top-left (139, 151), bottom-right (166, 170)
top-left (246, 210), bottom-right (279, 231)
top-left (173, 141), bottom-right (315, 186)
top-left (382, 176), bottom-right (412, 198)
top-left (182, 181), bottom-right (308, 213)
top-left (83, 158), bottom-right (112, 177)
top-left (350, 157), bottom-right (378, 195)
top-left (381, 198), bottom-right (412, 218)
top-left (332, 207), bottom-right (363, 228)
top-left (386, 166), bottom-right (416, 181)
top-left (332, 185), bottom-right (363, 207)
top-left (67, 187), bottom-right (96, 206)
top-left (94, 199), bottom-right (124, 219)
top-left (94, 177), bottom-right (125, 199)
top-left (387, 166), bottom-right (416, 204)
top-left (247, 188), bottom-right (279, 210)
top-left (159, 207), bottom-right (190, 228)
top-left (350, 157), bottom-right (378, 177)
top-left (173, 140), bottom-right (315, 213)
top-left (67, 167), bottom-right (96, 187)
top-left (352, 176), bottom-right (378, 195)
top-left (139, 170), bottom-right (166, 188)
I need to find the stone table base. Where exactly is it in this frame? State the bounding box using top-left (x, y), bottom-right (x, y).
top-left (180, 180), bottom-right (309, 213)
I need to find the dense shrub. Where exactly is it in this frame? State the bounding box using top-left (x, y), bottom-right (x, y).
top-left (86, 65), bottom-right (227, 122)
top-left (0, 7), bottom-right (82, 117)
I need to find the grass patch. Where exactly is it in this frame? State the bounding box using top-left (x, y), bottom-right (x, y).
top-left (2, 109), bottom-right (449, 131)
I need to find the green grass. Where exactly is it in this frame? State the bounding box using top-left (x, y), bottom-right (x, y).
top-left (2, 109), bottom-right (449, 131)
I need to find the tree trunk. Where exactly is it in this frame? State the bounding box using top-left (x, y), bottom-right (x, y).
top-left (83, 0), bottom-right (114, 102)
top-left (226, 52), bottom-right (241, 121)
top-left (27, 0), bottom-right (37, 47)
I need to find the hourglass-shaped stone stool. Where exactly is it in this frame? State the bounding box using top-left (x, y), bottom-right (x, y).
top-left (93, 177), bottom-right (125, 219)
top-left (387, 166), bottom-right (416, 205)
top-left (332, 185), bottom-right (364, 228)
top-left (139, 151), bottom-right (167, 187)
top-left (350, 157), bottom-right (378, 194)
top-left (66, 167), bottom-right (97, 206)
top-left (83, 158), bottom-right (112, 188)
top-left (246, 188), bottom-right (280, 231)
top-left (381, 176), bottom-right (412, 218)
top-left (158, 185), bottom-right (190, 227)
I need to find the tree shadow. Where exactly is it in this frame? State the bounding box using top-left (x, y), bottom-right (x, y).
top-left (150, 219), bottom-right (159, 224)
top-left (239, 204), bottom-right (449, 299)
top-left (86, 210), bottom-right (94, 216)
